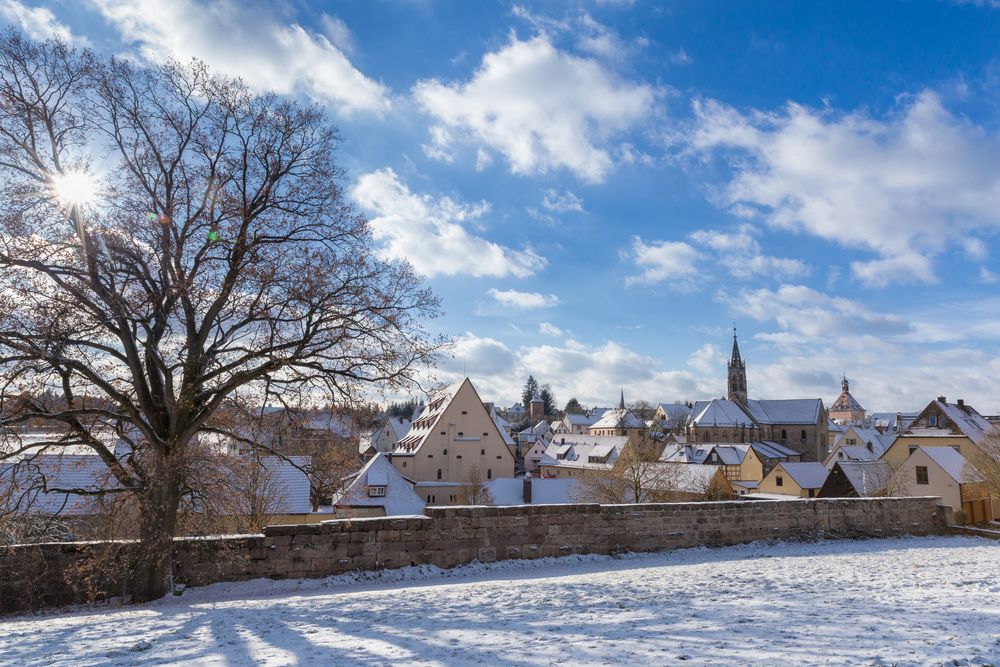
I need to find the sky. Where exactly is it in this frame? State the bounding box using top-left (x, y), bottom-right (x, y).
top-left (4, 0), bottom-right (1000, 413)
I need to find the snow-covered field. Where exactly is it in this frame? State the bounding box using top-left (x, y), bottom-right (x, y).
top-left (1, 536), bottom-right (998, 666)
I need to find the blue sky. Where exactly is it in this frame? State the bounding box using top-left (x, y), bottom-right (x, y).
top-left (5, 0), bottom-right (1000, 412)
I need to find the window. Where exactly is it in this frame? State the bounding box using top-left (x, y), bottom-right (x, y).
top-left (800, 430), bottom-right (807, 441)
top-left (807, 489), bottom-right (815, 498)
top-left (443, 448), bottom-right (448, 455)
top-left (481, 449), bottom-right (485, 455)
top-left (929, 415), bottom-right (938, 426)
top-left (461, 410), bottom-right (467, 415)
top-left (440, 431), bottom-right (446, 435)
top-left (368, 485), bottom-right (386, 497)
top-left (456, 455), bottom-right (462, 459)
top-left (497, 455), bottom-right (502, 460)
top-left (915, 466), bottom-right (929, 485)
top-left (847, 438), bottom-right (857, 445)
top-left (437, 468), bottom-right (442, 480)
top-left (427, 454), bottom-right (433, 459)
top-left (781, 429), bottom-right (787, 441)
top-left (457, 432), bottom-right (464, 437)
top-left (402, 461), bottom-right (407, 468)
top-left (908, 446), bottom-right (918, 456)
top-left (487, 468), bottom-right (492, 479)
top-left (776, 476), bottom-right (784, 487)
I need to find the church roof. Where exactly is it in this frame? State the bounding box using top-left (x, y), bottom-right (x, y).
top-left (690, 399), bottom-right (755, 427)
top-left (830, 390), bottom-right (865, 413)
top-left (745, 399), bottom-right (823, 425)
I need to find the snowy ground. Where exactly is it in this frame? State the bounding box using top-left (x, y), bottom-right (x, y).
top-left (1, 536), bottom-right (998, 666)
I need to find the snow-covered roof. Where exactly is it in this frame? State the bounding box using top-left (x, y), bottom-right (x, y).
top-left (690, 399), bottom-right (754, 427)
top-left (776, 462), bottom-right (828, 489)
top-left (564, 412), bottom-right (601, 427)
top-left (334, 454), bottom-right (425, 516)
top-left (263, 456), bottom-right (312, 514)
top-left (750, 441), bottom-right (801, 460)
top-left (836, 461), bottom-right (893, 496)
top-left (935, 400), bottom-right (994, 445)
top-left (745, 399), bottom-right (823, 425)
top-left (830, 390), bottom-right (864, 414)
top-left (0, 454), bottom-right (118, 515)
top-left (917, 446), bottom-right (984, 484)
top-left (485, 477), bottom-right (580, 505)
top-left (642, 462), bottom-right (724, 494)
top-left (540, 435), bottom-right (628, 469)
top-left (589, 409), bottom-right (644, 430)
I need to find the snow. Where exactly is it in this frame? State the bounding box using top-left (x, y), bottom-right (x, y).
top-left (334, 454), bottom-right (426, 516)
top-left (3, 536), bottom-right (997, 665)
top-left (919, 446), bottom-right (983, 483)
top-left (777, 462), bottom-right (829, 489)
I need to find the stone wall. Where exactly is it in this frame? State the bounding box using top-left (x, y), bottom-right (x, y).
top-left (0, 497), bottom-right (952, 614)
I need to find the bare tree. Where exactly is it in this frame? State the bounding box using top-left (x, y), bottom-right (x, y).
top-left (0, 33), bottom-right (442, 601)
top-left (574, 434), bottom-right (674, 503)
top-left (455, 467), bottom-right (494, 505)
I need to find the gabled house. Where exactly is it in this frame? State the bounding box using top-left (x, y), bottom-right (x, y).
top-left (538, 435), bottom-right (629, 478)
top-left (361, 416), bottom-right (412, 461)
top-left (334, 453), bottom-right (425, 518)
top-left (757, 462), bottom-right (829, 498)
top-left (892, 446), bottom-right (993, 524)
top-left (587, 409), bottom-right (645, 437)
top-left (823, 425), bottom-right (895, 469)
top-left (883, 397), bottom-right (995, 469)
top-left (818, 461), bottom-right (894, 498)
top-left (391, 378), bottom-right (516, 500)
top-left (828, 376), bottom-right (867, 424)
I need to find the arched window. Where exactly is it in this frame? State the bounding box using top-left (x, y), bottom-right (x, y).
top-left (487, 468), bottom-right (493, 479)
top-left (437, 468), bottom-right (442, 480)
top-left (443, 448), bottom-right (448, 455)
top-left (800, 430), bottom-right (807, 441)
top-left (481, 448), bottom-right (485, 456)
top-left (781, 429), bottom-right (787, 440)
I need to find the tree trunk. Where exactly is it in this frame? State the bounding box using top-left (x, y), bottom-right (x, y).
top-left (131, 479), bottom-right (181, 603)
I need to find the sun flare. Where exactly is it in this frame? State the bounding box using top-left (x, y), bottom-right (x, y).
top-left (50, 170), bottom-right (98, 206)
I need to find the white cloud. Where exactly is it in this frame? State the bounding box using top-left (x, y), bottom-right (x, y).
top-left (980, 267), bottom-right (998, 284)
top-left (320, 14), bottom-right (355, 55)
top-left (541, 189), bottom-right (585, 213)
top-left (539, 322), bottom-right (564, 337)
top-left (624, 237), bottom-right (702, 287)
top-left (963, 238), bottom-right (988, 261)
top-left (488, 288), bottom-right (559, 310)
top-left (722, 284), bottom-right (911, 342)
top-left (93, 0), bottom-right (390, 115)
top-left (440, 334), bottom-right (717, 407)
top-left (413, 33), bottom-right (658, 183)
top-left (689, 224), bottom-right (808, 280)
top-left (1, 0), bottom-right (84, 43)
top-left (352, 168), bottom-right (546, 278)
top-left (668, 48), bottom-right (692, 66)
top-left (626, 224), bottom-right (805, 288)
top-left (690, 91), bottom-right (1000, 286)
top-left (687, 343), bottom-right (724, 375)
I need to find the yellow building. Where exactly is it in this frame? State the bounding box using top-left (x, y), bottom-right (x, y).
top-left (882, 397), bottom-right (994, 469)
top-left (757, 462), bottom-right (829, 498)
top-left (391, 378), bottom-right (516, 504)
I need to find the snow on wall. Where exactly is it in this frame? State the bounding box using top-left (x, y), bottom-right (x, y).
top-left (0, 496), bottom-right (952, 614)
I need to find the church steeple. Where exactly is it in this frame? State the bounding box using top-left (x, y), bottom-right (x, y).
top-left (841, 374), bottom-right (849, 394)
top-left (619, 389), bottom-right (625, 410)
top-left (727, 327), bottom-right (747, 405)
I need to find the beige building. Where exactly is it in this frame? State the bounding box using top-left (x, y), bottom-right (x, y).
top-left (892, 446), bottom-right (992, 524)
top-left (757, 462), bottom-right (828, 498)
top-left (391, 378), bottom-right (516, 504)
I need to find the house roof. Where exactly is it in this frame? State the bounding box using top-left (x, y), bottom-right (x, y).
top-left (690, 399), bottom-right (755, 428)
top-left (485, 477), bottom-right (580, 505)
top-left (642, 462), bottom-right (725, 494)
top-left (589, 409), bottom-right (644, 430)
top-left (745, 399), bottom-right (823, 425)
top-left (334, 453), bottom-right (425, 516)
top-left (749, 441), bottom-right (801, 459)
top-left (262, 456), bottom-right (312, 514)
top-left (917, 446), bottom-right (984, 484)
top-left (836, 461), bottom-right (893, 496)
top-left (540, 435), bottom-right (628, 469)
top-left (776, 462), bottom-right (829, 489)
top-left (830, 390), bottom-right (864, 414)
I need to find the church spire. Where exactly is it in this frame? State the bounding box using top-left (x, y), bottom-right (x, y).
top-left (727, 327), bottom-right (747, 405)
top-left (841, 373), bottom-right (849, 393)
top-left (619, 388), bottom-right (625, 410)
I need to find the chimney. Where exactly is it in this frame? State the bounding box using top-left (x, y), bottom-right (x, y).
top-left (957, 399), bottom-right (965, 408)
top-left (522, 476), bottom-right (532, 504)
top-left (866, 441), bottom-right (873, 453)
top-left (937, 396), bottom-right (946, 403)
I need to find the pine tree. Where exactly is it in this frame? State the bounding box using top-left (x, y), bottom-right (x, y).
top-left (521, 375), bottom-right (540, 409)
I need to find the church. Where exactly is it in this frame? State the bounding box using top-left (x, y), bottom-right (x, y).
top-left (685, 331), bottom-right (830, 461)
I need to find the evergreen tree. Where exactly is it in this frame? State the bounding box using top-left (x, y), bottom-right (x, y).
top-left (521, 375), bottom-right (540, 409)
top-left (540, 384), bottom-right (557, 417)
top-left (564, 398), bottom-right (584, 414)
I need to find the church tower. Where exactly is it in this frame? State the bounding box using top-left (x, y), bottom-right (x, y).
top-left (727, 328), bottom-right (747, 405)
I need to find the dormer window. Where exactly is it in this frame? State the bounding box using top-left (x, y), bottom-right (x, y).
top-left (368, 485), bottom-right (386, 498)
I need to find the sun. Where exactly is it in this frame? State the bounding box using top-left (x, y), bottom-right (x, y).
top-left (50, 170), bottom-right (98, 206)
